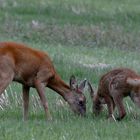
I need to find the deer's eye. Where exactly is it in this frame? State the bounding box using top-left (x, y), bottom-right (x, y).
top-left (78, 100), bottom-right (84, 106)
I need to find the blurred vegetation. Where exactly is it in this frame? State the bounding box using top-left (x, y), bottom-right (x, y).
top-left (0, 0), bottom-right (140, 49)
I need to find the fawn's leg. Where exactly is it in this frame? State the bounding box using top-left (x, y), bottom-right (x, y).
top-left (112, 90), bottom-right (126, 121)
top-left (130, 92), bottom-right (140, 108)
top-left (22, 85), bottom-right (30, 121)
top-left (104, 95), bottom-right (115, 119)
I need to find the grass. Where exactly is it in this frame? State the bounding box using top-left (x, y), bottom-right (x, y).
top-left (1, 116), bottom-right (140, 140)
top-left (0, 0), bottom-right (140, 140)
top-left (0, 0), bottom-right (140, 49)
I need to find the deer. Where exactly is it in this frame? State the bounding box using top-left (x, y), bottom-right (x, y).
top-left (88, 68), bottom-right (140, 121)
top-left (0, 41), bottom-right (87, 121)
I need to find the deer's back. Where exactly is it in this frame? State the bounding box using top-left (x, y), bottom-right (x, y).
top-left (0, 42), bottom-right (55, 86)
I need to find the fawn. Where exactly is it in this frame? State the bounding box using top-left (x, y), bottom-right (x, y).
top-left (88, 68), bottom-right (140, 121)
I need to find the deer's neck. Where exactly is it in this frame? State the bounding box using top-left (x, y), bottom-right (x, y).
top-left (48, 74), bottom-right (71, 100)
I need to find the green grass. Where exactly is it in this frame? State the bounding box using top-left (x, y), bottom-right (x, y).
top-left (0, 0), bottom-right (140, 140)
top-left (1, 113), bottom-right (140, 140)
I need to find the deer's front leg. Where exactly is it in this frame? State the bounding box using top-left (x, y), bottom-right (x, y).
top-left (34, 80), bottom-right (52, 121)
top-left (22, 85), bottom-right (30, 121)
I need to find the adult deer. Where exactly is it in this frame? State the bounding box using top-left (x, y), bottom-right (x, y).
top-left (88, 68), bottom-right (140, 121)
top-left (0, 42), bottom-right (87, 121)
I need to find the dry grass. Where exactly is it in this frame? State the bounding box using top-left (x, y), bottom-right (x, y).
top-left (0, 86), bottom-right (42, 113)
top-left (1, 21), bottom-right (139, 50)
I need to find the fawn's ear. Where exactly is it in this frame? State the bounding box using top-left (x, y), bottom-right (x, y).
top-left (70, 75), bottom-right (77, 89)
top-left (127, 77), bottom-right (140, 87)
top-left (78, 79), bottom-right (87, 92)
top-left (87, 81), bottom-right (94, 98)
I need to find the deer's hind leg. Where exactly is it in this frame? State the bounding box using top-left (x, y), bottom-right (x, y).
top-left (0, 57), bottom-right (15, 95)
top-left (0, 70), bottom-right (14, 96)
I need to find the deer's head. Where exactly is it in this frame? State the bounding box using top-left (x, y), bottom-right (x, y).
top-left (66, 75), bottom-right (87, 116)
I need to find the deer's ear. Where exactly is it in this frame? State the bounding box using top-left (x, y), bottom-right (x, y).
top-left (70, 75), bottom-right (77, 89)
top-left (87, 81), bottom-right (94, 98)
top-left (78, 79), bottom-right (87, 92)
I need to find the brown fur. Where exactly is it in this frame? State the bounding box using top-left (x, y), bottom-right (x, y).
top-left (0, 42), bottom-right (87, 120)
top-left (88, 68), bottom-right (140, 121)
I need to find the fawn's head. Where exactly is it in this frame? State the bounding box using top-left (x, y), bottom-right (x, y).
top-left (87, 82), bottom-right (105, 115)
top-left (66, 75), bottom-right (87, 116)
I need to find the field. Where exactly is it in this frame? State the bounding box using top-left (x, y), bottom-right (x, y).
top-left (0, 0), bottom-right (140, 140)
